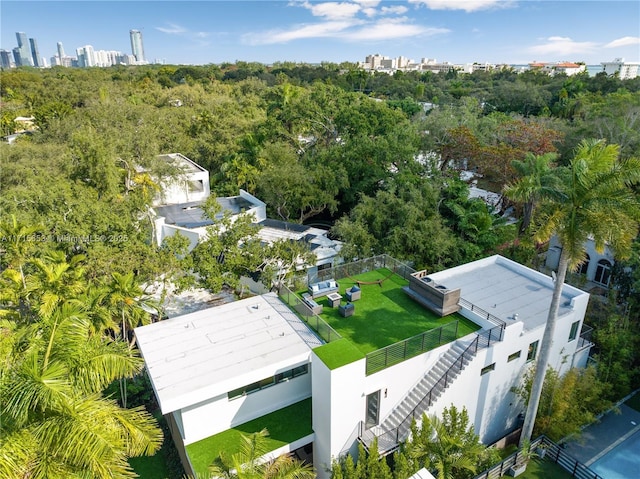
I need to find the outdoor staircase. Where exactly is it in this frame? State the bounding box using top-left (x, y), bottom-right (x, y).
top-left (359, 326), bottom-right (504, 456)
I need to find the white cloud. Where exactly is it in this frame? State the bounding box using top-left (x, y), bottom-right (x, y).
top-left (408, 0), bottom-right (509, 12)
top-left (155, 23), bottom-right (187, 35)
top-left (246, 0), bottom-right (449, 46)
top-left (243, 21), bottom-right (357, 45)
top-left (353, 0), bottom-right (381, 6)
top-left (155, 23), bottom-right (211, 47)
top-left (345, 19), bottom-right (450, 41)
top-left (604, 36), bottom-right (640, 48)
top-left (381, 5), bottom-right (409, 15)
top-left (299, 1), bottom-right (362, 19)
top-left (528, 36), bottom-right (598, 57)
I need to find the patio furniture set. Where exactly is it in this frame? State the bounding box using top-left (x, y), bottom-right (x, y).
top-left (306, 281), bottom-right (361, 317)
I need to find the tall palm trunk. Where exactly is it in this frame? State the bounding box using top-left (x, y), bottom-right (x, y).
top-left (120, 308), bottom-right (128, 408)
top-left (519, 248), bottom-right (569, 447)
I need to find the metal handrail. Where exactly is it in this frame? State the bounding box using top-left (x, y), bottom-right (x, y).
top-left (458, 297), bottom-right (507, 329)
top-left (365, 321), bottom-right (459, 375)
top-left (365, 323), bottom-right (505, 453)
top-left (277, 284), bottom-right (342, 343)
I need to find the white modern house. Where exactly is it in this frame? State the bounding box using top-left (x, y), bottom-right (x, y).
top-left (135, 254), bottom-right (593, 478)
top-left (150, 153), bottom-right (342, 275)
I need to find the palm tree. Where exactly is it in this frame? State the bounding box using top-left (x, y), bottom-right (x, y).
top-left (209, 428), bottom-right (315, 479)
top-left (0, 215), bottom-right (42, 289)
top-left (409, 406), bottom-right (485, 479)
top-left (517, 139), bottom-right (640, 447)
top-left (504, 152), bottom-right (560, 235)
top-left (0, 302), bottom-right (162, 479)
top-left (106, 271), bottom-right (153, 348)
top-left (105, 271), bottom-right (155, 408)
top-left (28, 251), bottom-right (86, 317)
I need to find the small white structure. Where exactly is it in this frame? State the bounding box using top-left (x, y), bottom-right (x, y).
top-left (136, 254), bottom-right (593, 478)
top-left (152, 153), bottom-right (211, 206)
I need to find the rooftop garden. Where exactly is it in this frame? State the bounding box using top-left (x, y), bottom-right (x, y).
top-left (306, 268), bottom-right (479, 355)
top-left (185, 398), bottom-right (312, 477)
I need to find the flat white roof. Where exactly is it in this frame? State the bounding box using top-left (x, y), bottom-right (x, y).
top-left (428, 255), bottom-right (588, 331)
top-left (134, 293), bottom-right (312, 414)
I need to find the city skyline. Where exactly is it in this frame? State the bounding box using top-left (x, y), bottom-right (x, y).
top-left (1, 1), bottom-right (639, 66)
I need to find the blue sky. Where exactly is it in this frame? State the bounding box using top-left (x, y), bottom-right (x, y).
top-left (2, 1), bottom-right (639, 65)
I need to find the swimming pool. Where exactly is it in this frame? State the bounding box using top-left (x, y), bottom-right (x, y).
top-left (590, 429), bottom-right (640, 479)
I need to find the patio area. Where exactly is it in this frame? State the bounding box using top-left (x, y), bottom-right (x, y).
top-left (304, 268), bottom-right (479, 355)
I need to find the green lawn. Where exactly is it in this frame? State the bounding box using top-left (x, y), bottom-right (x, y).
top-left (185, 398), bottom-right (312, 477)
top-left (310, 269), bottom-right (479, 354)
top-left (515, 458), bottom-right (576, 479)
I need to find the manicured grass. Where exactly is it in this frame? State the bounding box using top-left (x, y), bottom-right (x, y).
top-left (314, 338), bottom-right (366, 369)
top-left (185, 398), bottom-right (312, 477)
top-left (516, 458), bottom-right (575, 479)
top-left (311, 268), bottom-right (479, 354)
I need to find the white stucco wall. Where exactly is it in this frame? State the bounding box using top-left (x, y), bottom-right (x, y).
top-left (181, 372), bottom-right (312, 445)
top-left (155, 169), bottom-right (211, 206)
top-left (312, 354), bottom-right (367, 479)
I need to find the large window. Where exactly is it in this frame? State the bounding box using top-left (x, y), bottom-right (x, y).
top-left (527, 341), bottom-right (539, 362)
top-left (594, 259), bottom-right (612, 286)
top-left (569, 321), bottom-right (580, 342)
top-left (228, 364), bottom-right (309, 400)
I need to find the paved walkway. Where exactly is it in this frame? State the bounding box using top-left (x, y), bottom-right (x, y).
top-left (563, 403), bottom-right (640, 465)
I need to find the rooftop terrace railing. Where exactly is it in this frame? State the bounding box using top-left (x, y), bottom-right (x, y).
top-left (458, 297), bottom-right (507, 330)
top-left (277, 284), bottom-right (342, 344)
top-left (472, 435), bottom-right (603, 479)
top-left (315, 254), bottom-right (416, 283)
top-left (365, 321), bottom-right (459, 376)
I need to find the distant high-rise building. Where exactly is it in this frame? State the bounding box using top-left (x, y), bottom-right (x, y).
top-left (76, 45), bottom-right (96, 67)
top-left (130, 29), bottom-right (145, 63)
top-left (0, 49), bottom-right (13, 69)
top-left (15, 32), bottom-right (33, 66)
top-left (29, 38), bottom-right (41, 67)
top-left (57, 42), bottom-right (66, 60)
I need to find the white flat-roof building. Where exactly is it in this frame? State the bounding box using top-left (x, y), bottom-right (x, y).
top-left (136, 255), bottom-right (592, 478)
top-left (151, 154), bottom-right (342, 277)
top-left (601, 58), bottom-right (639, 79)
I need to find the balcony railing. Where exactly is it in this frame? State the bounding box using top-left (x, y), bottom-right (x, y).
top-left (578, 325), bottom-right (594, 349)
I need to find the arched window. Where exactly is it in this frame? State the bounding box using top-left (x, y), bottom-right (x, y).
top-left (578, 254), bottom-right (590, 276)
top-left (594, 259), bottom-right (612, 286)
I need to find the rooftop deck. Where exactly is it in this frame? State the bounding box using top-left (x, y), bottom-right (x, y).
top-left (303, 268), bottom-right (479, 355)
